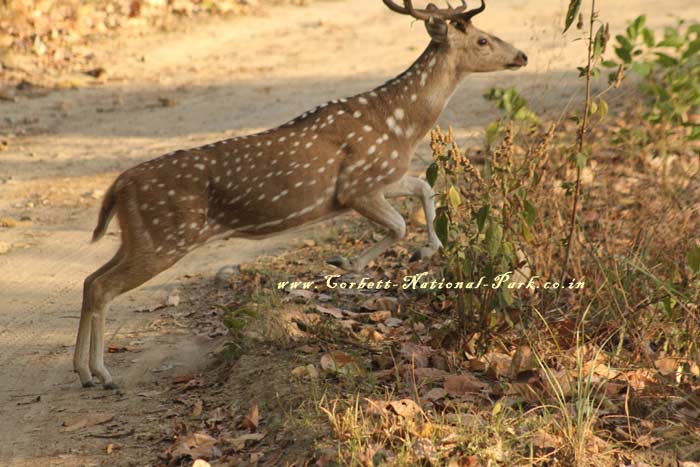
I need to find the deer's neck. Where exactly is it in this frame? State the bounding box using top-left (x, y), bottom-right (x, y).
top-left (370, 42), bottom-right (460, 148)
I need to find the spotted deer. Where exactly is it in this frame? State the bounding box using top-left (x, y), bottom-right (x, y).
top-left (74, 0), bottom-right (528, 389)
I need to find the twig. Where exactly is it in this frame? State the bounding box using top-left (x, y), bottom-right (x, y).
top-left (562, 0), bottom-right (597, 288)
top-left (87, 428), bottom-right (136, 439)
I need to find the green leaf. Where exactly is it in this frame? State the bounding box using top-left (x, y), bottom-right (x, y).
top-left (434, 212), bottom-right (450, 246)
top-left (682, 38), bottom-right (700, 60)
top-left (523, 200), bottom-right (537, 227)
top-left (655, 52), bottom-right (679, 67)
top-left (485, 121), bottom-right (501, 146)
top-left (563, 0), bottom-right (582, 33)
top-left (589, 100), bottom-right (598, 116)
top-left (631, 61), bottom-right (653, 77)
top-left (642, 27), bottom-right (655, 48)
top-left (689, 126), bottom-right (700, 141)
top-left (426, 162), bottom-right (439, 188)
top-left (626, 15), bottom-right (645, 40)
top-left (616, 34), bottom-right (634, 51)
top-left (448, 185), bottom-right (461, 208)
top-left (575, 152), bottom-right (589, 169)
top-left (598, 98), bottom-right (609, 120)
top-left (615, 34), bottom-right (634, 63)
top-left (475, 205), bottom-right (490, 232)
top-left (688, 244), bottom-right (700, 275)
top-left (521, 222), bottom-right (533, 243)
top-left (486, 221), bottom-right (503, 257)
top-left (500, 287), bottom-right (515, 306)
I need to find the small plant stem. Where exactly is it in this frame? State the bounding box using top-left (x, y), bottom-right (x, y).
top-left (562, 0), bottom-right (596, 286)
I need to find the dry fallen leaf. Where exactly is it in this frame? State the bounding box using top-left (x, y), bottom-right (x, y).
top-left (226, 432), bottom-right (266, 452)
top-left (388, 399), bottom-right (423, 418)
top-left (315, 304), bottom-right (345, 319)
top-left (444, 374), bottom-right (487, 397)
top-left (399, 342), bottom-right (431, 368)
top-left (413, 438), bottom-right (436, 460)
top-left (192, 460), bottom-right (211, 467)
top-left (483, 352), bottom-right (512, 379)
top-left (368, 310), bottom-right (392, 322)
top-left (531, 429), bottom-right (561, 450)
top-left (61, 412), bottom-right (114, 432)
top-left (361, 296), bottom-right (399, 312)
top-left (509, 345), bottom-right (536, 377)
top-left (291, 364), bottom-right (319, 379)
top-left (320, 351), bottom-right (361, 374)
top-left (635, 434), bottom-right (661, 448)
top-left (167, 432), bottom-right (217, 461)
top-left (106, 443), bottom-right (121, 454)
top-left (191, 399), bottom-right (203, 417)
top-left (655, 357), bottom-right (679, 377)
top-left (242, 403), bottom-right (260, 431)
top-left (423, 387), bottom-right (447, 401)
top-left (446, 455), bottom-right (479, 467)
top-left (402, 366), bottom-right (450, 386)
top-left (287, 289), bottom-right (315, 300)
top-left (165, 289), bottom-right (181, 307)
top-left (358, 326), bottom-right (385, 342)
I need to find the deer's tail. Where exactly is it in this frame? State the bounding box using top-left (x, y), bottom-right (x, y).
top-left (92, 182), bottom-right (118, 243)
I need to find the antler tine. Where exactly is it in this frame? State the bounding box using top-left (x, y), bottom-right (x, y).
top-left (459, 0), bottom-right (486, 22)
top-left (402, 0), bottom-right (433, 21)
top-left (382, 0), bottom-right (411, 15)
top-left (445, 0), bottom-right (468, 12)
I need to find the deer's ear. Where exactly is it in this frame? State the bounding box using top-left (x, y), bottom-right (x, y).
top-left (425, 18), bottom-right (448, 43)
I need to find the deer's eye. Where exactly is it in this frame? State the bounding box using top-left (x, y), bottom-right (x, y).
top-left (478, 38), bottom-right (488, 46)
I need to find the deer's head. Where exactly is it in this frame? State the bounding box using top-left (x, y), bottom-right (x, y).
top-left (383, 0), bottom-right (528, 74)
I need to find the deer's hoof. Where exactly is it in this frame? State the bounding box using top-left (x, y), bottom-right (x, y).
top-left (410, 246), bottom-right (438, 262)
top-left (81, 380), bottom-right (96, 388)
top-left (103, 382), bottom-right (119, 390)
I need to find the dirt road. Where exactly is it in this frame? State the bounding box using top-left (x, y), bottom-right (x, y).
top-left (1, 0), bottom-right (698, 465)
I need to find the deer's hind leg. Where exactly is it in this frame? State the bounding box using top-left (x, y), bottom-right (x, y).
top-left (74, 248), bottom-right (125, 387)
top-left (75, 194), bottom-right (194, 388)
top-left (76, 245), bottom-right (186, 389)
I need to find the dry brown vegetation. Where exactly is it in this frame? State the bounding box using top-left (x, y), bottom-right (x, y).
top-left (160, 98), bottom-right (698, 465)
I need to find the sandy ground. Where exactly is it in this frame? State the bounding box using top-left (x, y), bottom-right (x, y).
top-left (1, 0), bottom-right (699, 465)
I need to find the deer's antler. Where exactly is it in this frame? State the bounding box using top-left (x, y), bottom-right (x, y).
top-left (382, 0), bottom-right (485, 22)
top-left (459, 0), bottom-right (485, 22)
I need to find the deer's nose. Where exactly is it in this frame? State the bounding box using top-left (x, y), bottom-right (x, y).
top-left (516, 51), bottom-right (528, 66)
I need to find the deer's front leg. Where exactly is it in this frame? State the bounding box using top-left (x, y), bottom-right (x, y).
top-left (384, 176), bottom-right (443, 259)
top-left (328, 192), bottom-right (406, 272)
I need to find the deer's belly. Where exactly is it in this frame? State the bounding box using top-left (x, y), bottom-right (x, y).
top-left (208, 179), bottom-right (340, 235)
